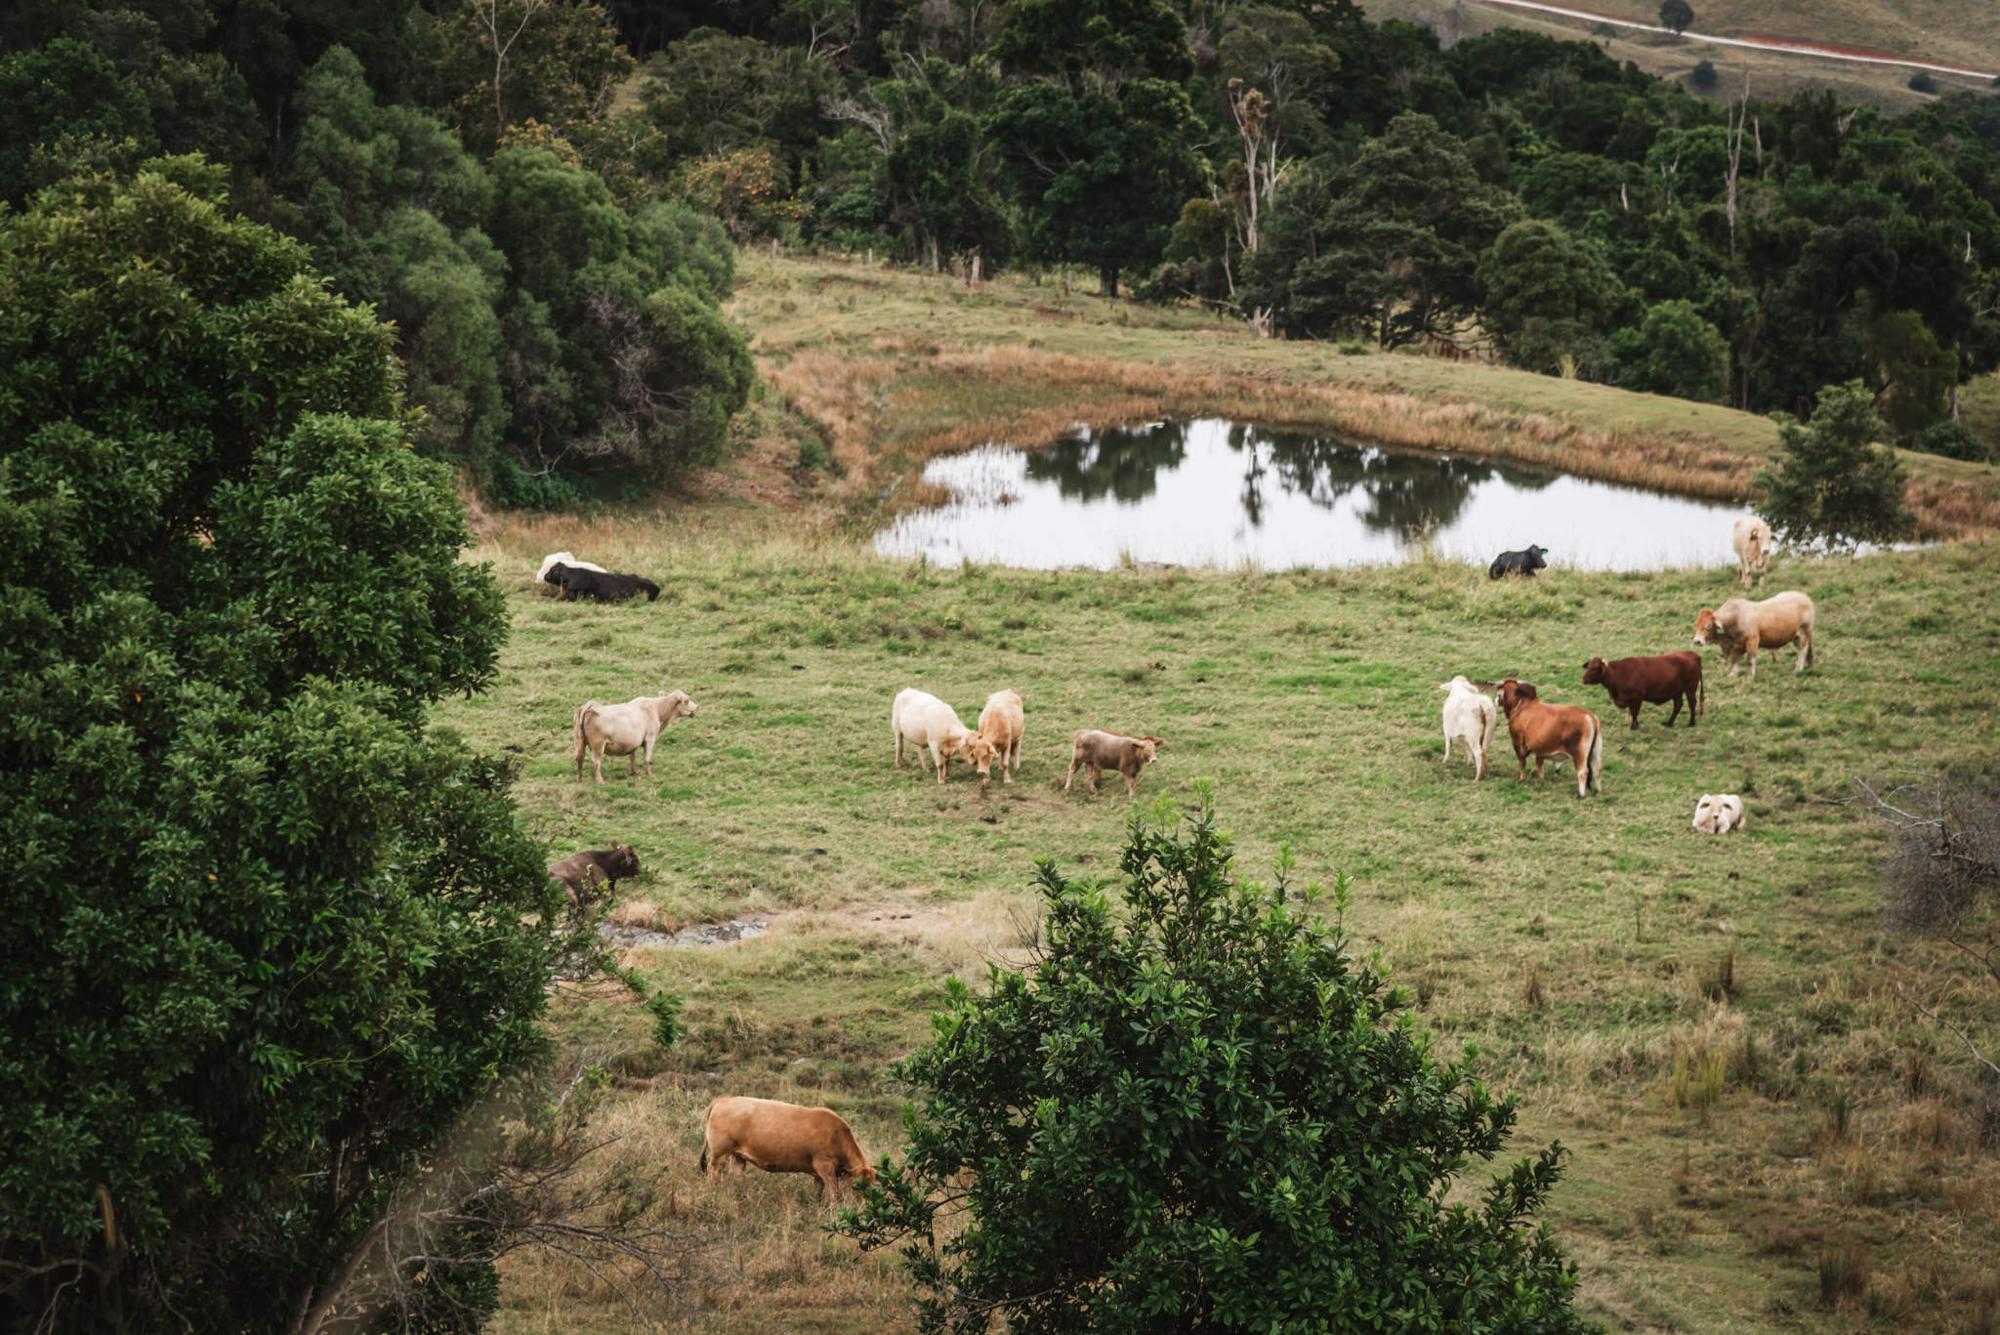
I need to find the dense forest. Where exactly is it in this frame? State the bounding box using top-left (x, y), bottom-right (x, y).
top-left (5, 0), bottom-right (1997, 498)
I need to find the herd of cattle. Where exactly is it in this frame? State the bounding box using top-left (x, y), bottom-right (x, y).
top-left (533, 515), bottom-right (1807, 1201)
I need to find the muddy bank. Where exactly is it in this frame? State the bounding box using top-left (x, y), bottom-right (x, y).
top-left (599, 915), bottom-right (770, 951)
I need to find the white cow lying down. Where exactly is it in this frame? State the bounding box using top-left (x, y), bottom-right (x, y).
top-left (573, 689), bottom-right (698, 784)
top-left (1438, 676), bottom-right (1497, 781)
top-left (537, 551), bottom-right (608, 594)
top-left (1692, 793), bottom-right (1746, 834)
top-left (892, 688), bottom-right (993, 784)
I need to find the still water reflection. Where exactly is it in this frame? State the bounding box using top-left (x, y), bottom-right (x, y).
top-left (875, 419), bottom-right (1741, 571)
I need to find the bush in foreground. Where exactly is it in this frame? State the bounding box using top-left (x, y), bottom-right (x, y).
top-left (0, 160), bottom-right (561, 1330)
top-left (838, 796), bottom-right (1584, 1333)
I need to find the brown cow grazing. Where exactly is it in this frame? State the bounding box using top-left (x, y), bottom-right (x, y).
top-left (698, 1096), bottom-right (877, 1202)
top-left (548, 843), bottom-right (641, 907)
top-left (1496, 680), bottom-right (1603, 797)
top-left (1582, 653), bottom-right (1704, 729)
top-left (1065, 730), bottom-right (1162, 797)
top-left (1692, 591), bottom-right (1815, 682)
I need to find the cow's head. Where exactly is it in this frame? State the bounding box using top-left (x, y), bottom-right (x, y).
top-left (656, 690), bottom-right (696, 721)
top-left (1582, 657), bottom-right (1608, 685)
top-left (1692, 608), bottom-right (1720, 647)
top-left (1527, 545), bottom-right (1548, 569)
top-left (543, 562), bottom-right (570, 586)
top-left (965, 735), bottom-right (999, 779)
top-left (1495, 679), bottom-right (1537, 715)
top-left (601, 842), bottom-right (642, 878)
top-left (1135, 737), bottom-right (1163, 762)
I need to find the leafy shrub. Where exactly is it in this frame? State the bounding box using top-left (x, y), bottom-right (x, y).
top-left (1689, 59), bottom-right (1718, 89)
top-left (838, 797), bottom-right (1585, 1332)
top-left (1911, 419), bottom-right (1994, 462)
top-left (1908, 71), bottom-right (1939, 94)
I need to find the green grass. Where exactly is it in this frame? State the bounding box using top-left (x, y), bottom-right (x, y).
top-left (448, 525), bottom-right (2000, 1332)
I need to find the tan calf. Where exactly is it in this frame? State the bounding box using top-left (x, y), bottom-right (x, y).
top-left (1065, 729), bottom-right (1163, 797)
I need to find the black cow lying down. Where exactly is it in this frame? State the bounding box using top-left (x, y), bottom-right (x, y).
top-left (544, 561), bottom-right (660, 602)
top-left (1488, 545), bottom-right (1548, 579)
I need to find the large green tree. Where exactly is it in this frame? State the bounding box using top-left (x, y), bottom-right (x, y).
top-left (987, 0), bottom-right (1204, 295)
top-left (1613, 299), bottom-right (1731, 401)
top-left (840, 799), bottom-right (1585, 1333)
top-left (1254, 112), bottom-right (1521, 346)
top-left (1478, 218), bottom-right (1626, 375)
top-left (1755, 379), bottom-right (1916, 551)
top-left (0, 160), bottom-right (559, 1330)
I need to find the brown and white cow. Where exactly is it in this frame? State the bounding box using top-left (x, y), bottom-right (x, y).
top-left (698, 1096), bottom-right (877, 1202)
top-left (1582, 652), bottom-right (1704, 729)
top-left (1065, 730), bottom-right (1162, 797)
top-left (1496, 680), bottom-right (1602, 797)
top-left (573, 690), bottom-right (698, 784)
top-left (1731, 518), bottom-right (1774, 588)
top-left (1692, 591), bottom-right (1815, 682)
top-left (975, 689), bottom-right (1024, 785)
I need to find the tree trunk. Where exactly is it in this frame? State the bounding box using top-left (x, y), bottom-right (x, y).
top-left (1099, 265), bottom-right (1118, 298)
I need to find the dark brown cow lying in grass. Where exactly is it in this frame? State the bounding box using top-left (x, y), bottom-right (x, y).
top-left (1582, 652), bottom-right (1704, 729)
top-left (1496, 679), bottom-right (1602, 797)
top-left (548, 843), bottom-right (641, 907)
top-left (699, 1096), bottom-right (877, 1202)
top-left (1064, 729), bottom-right (1163, 797)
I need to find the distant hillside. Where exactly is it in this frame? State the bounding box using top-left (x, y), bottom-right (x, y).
top-left (1367, 0), bottom-right (1997, 109)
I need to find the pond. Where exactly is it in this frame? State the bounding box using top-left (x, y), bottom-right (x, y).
top-left (873, 419), bottom-right (1745, 572)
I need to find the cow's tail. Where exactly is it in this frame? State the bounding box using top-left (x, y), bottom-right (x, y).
top-left (697, 1142), bottom-right (709, 1174)
top-left (1585, 715), bottom-right (1603, 795)
top-left (1697, 666), bottom-right (1706, 717)
top-left (573, 703), bottom-right (598, 775)
top-left (1480, 698), bottom-right (1496, 762)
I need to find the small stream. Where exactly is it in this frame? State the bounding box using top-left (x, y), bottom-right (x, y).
top-left (874, 419), bottom-right (1744, 571)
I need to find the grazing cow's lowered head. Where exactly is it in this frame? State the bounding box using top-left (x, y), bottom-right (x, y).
top-left (962, 734), bottom-right (1001, 781)
top-left (1691, 608), bottom-right (1725, 648)
top-left (597, 841), bottom-right (642, 880)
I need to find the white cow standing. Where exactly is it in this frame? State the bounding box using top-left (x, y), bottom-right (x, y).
top-left (572, 689), bottom-right (698, 784)
top-left (1437, 676), bottom-right (1498, 781)
top-left (1731, 518), bottom-right (1774, 589)
top-left (891, 688), bottom-right (991, 783)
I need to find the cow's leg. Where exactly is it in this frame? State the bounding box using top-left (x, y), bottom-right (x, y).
top-left (643, 736), bottom-right (657, 778)
top-left (628, 747), bottom-right (639, 778)
top-left (1744, 645), bottom-right (1758, 682)
top-left (813, 1157), bottom-right (842, 1203)
top-left (1124, 767), bottom-right (1139, 797)
top-left (1442, 729), bottom-right (1453, 766)
top-left (896, 731), bottom-right (905, 767)
top-left (1514, 746), bottom-right (1527, 782)
top-left (1663, 696), bottom-right (1682, 727)
top-left (1795, 631), bottom-right (1809, 674)
top-left (935, 746), bottom-right (949, 784)
top-left (1629, 703), bottom-right (1641, 730)
top-left (592, 745), bottom-right (606, 786)
top-left (1064, 754), bottom-right (1078, 791)
top-left (1473, 741), bottom-right (1485, 781)
top-left (1534, 757), bottom-right (1546, 781)
top-left (1089, 764), bottom-right (1101, 795)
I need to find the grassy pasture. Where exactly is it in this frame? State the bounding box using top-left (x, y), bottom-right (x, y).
top-left (447, 514), bottom-right (2000, 1332)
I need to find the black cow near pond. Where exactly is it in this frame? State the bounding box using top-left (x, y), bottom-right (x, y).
top-left (544, 561), bottom-right (661, 603)
top-left (1488, 545), bottom-right (1548, 579)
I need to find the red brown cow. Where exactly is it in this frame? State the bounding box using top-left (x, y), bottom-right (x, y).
top-left (1496, 680), bottom-right (1603, 797)
top-left (698, 1096), bottom-right (877, 1202)
top-left (1581, 652), bottom-right (1704, 730)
